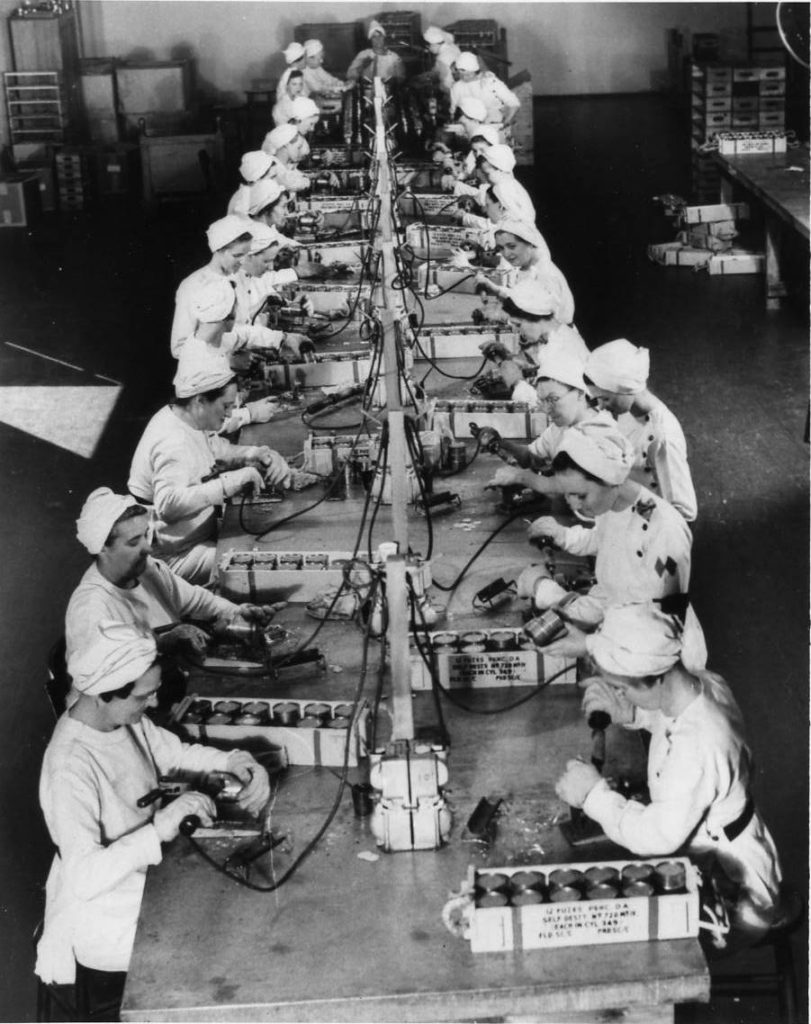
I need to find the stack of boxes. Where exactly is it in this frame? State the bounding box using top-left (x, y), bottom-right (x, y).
top-left (690, 59), bottom-right (787, 201)
top-left (54, 148), bottom-right (93, 210)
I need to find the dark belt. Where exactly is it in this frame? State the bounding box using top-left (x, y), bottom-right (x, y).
top-left (129, 491), bottom-right (153, 506)
top-left (723, 796), bottom-right (755, 842)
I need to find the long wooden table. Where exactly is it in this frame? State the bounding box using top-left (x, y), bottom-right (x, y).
top-left (121, 282), bottom-right (709, 1023)
top-left (714, 148), bottom-right (809, 309)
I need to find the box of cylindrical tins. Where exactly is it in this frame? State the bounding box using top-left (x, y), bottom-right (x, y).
top-left (404, 222), bottom-right (482, 259)
top-left (171, 694), bottom-right (369, 767)
top-left (298, 238), bottom-right (369, 268)
top-left (262, 350), bottom-right (373, 389)
top-left (409, 628), bottom-right (577, 690)
top-left (411, 322), bottom-right (520, 360)
top-left (416, 263), bottom-right (514, 296)
top-left (433, 399), bottom-right (547, 440)
top-left (306, 146), bottom-right (364, 169)
top-left (397, 191), bottom-right (458, 220)
top-left (394, 163), bottom-right (445, 189)
top-left (716, 129), bottom-right (787, 155)
top-left (289, 280), bottom-right (373, 316)
top-left (464, 857), bottom-right (699, 952)
top-left (302, 193), bottom-right (373, 231)
top-left (302, 433), bottom-right (375, 474)
top-left (304, 167), bottom-right (369, 193)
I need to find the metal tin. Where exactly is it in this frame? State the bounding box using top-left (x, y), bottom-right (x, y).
top-left (585, 866), bottom-right (620, 887)
top-left (304, 554), bottom-right (330, 569)
top-left (512, 889), bottom-right (545, 906)
top-left (233, 712), bottom-right (263, 726)
top-left (180, 710), bottom-right (205, 725)
top-left (549, 868), bottom-right (585, 891)
top-left (277, 554), bottom-right (303, 569)
top-left (231, 552), bottom-right (253, 565)
top-left (189, 699), bottom-right (212, 715)
top-left (523, 611), bottom-right (567, 647)
top-left (205, 712), bottom-right (233, 726)
top-left (654, 861), bottom-right (687, 893)
top-left (447, 441), bottom-right (467, 472)
top-left (272, 701), bottom-right (301, 726)
top-left (549, 885), bottom-right (582, 902)
top-left (487, 630), bottom-right (519, 651)
top-left (304, 702), bottom-right (331, 722)
top-left (332, 703), bottom-right (354, 719)
top-left (586, 882), bottom-right (620, 900)
top-left (213, 700), bottom-right (241, 716)
top-left (471, 401), bottom-right (490, 412)
top-left (476, 872), bottom-right (510, 895)
top-left (510, 870), bottom-right (545, 892)
top-left (460, 643), bottom-right (486, 654)
top-left (460, 631), bottom-right (486, 645)
top-left (476, 892), bottom-right (509, 908)
top-left (621, 863), bottom-right (654, 885)
top-left (431, 632), bottom-right (459, 651)
top-left (242, 701), bottom-right (270, 719)
top-left (298, 716), bottom-right (323, 729)
top-left (326, 718), bottom-right (349, 729)
top-left (621, 880), bottom-right (655, 899)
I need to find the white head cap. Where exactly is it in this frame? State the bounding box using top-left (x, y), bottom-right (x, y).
top-left (368, 19), bottom-right (386, 39)
top-left (454, 51), bottom-right (479, 73)
top-left (303, 38), bottom-right (324, 57)
top-left (76, 487), bottom-right (137, 555)
top-left (503, 279), bottom-right (557, 317)
top-left (586, 603), bottom-right (683, 679)
top-left (248, 177), bottom-right (286, 216)
top-left (190, 276), bottom-right (236, 324)
top-left (483, 143), bottom-right (516, 173)
top-left (247, 221), bottom-right (282, 254)
top-left (69, 621), bottom-right (157, 697)
top-left (266, 123), bottom-right (299, 153)
top-left (493, 216), bottom-right (545, 250)
top-left (239, 150), bottom-right (273, 184)
top-left (457, 96), bottom-right (487, 123)
top-left (423, 25), bottom-right (445, 45)
top-left (586, 339), bottom-right (650, 395)
top-left (469, 124), bottom-right (501, 148)
top-left (534, 349), bottom-right (588, 392)
top-left (556, 419), bottom-right (634, 485)
top-left (206, 214), bottom-right (253, 253)
top-left (290, 96), bottom-right (320, 120)
top-left (173, 337), bottom-right (235, 399)
top-left (283, 42), bottom-right (305, 64)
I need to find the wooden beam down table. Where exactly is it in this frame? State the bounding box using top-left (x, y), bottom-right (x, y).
top-left (714, 148), bottom-right (809, 309)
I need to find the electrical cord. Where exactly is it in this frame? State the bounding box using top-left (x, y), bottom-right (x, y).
top-left (431, 507), bottom-right (527, 594)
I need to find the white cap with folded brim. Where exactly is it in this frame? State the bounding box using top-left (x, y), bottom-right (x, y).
top-left (76, 487), bottom-right (137, 555)
top-left (283, 41), bottom-right (305, 64)
top-left (248, 221), bottom-right (282, 254)
top-left (368, 19), bottom-right (386, 38)
top-left (173, 337), bottom-right (235, 399)
top-left (586, 603), bottom-right (682, 679)
top-left (470, 124), bottom-right (501, 147)
top-left (534, 349), bottom-right (588, 392)
top-left (266, 123), bottom-right (299, 153)
top-left (484, 143), bottom-right (516, 173)
top-left (556, 419), bottom-right (634, 485)
top-left (494, 216), bottom-right (545, 250)
top-left (586, 338), bottom-right (650, 395)
top-left (458, 96), bottom-right (487, 122)
top-left (454, 51), bottom-right (479, 72)
top-left (239, 150), bottom-right (273, 183)
top-left (190, 276), bottom-right (236, 323)
top-left (206, 214), bottom-right (252, 253)
top-left (423, 25), bottom-right (445, 44)
top-left (69, 621), bottom-right (158, 697)
top-left (290, 96), bottom-right (320, 120)
top-left (503, 279), bottom-right (557, 317)
top-left (303, 38), bottom-right (323, 57)
top-left (248, 177), bottom-right (286, 215)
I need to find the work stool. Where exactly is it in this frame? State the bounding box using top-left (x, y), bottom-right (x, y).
top-left (44, 637), bottom-right (71, 719)
top-left (710, 886), bottom-right (804, 1024)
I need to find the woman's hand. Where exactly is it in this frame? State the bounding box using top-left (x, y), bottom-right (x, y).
top-left (554, 759), bottom-right (602, 808)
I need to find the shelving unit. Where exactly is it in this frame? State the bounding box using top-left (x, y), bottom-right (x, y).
top-left (444, 19), bottom-right (509, 81)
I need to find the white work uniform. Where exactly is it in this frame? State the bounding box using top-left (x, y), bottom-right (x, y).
top-left (346, 49), bottom-right (404, 84)
top-left (454, 175), bottom-right (535, 224)
top-left (170, 265), bottom-right (227, 357)
top-left (232, 267), bottom-right (298, 329)
top-left (433, 42), bottom-right (462, 94)
top-left (528, 409), bottom-right (614, 465)
top-left (128, 406), bottom-right (257, 584)
top-left (257, 150), bottom-right (310, 193)
top-left (36, 715), bottom-right (230, 984)
top-left (617, 400), bottom-right (698, 522)
top-left (583, 671), bottom-right (782, 930)
top-left (227, 184), bottom-right (252, 216)
top-left (521, 323), bottom-right (589, 369)
top-left (514, 260), bottom-right (575, 326)
top-left (276, 68), bottom-right (310, 101)
top-left (557, 484), bottom-right (692, 628)
top-left (65, 558), bottom-right (236, 669)
top-left (302, 65), bottom-right (344, 96)
top-left (450, 73), bottom-right (520, 124)
top-left (272, 94), bottom-right (298, 127)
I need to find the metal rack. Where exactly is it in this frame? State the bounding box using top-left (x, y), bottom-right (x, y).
top-left (4, 71), bottom-right (66, 147)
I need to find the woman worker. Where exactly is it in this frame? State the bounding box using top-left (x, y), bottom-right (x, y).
top-left (449, 52), bottom-right (520, 130)
top-left (128, 340), bottom-right (291, 584)
top-left (272, 69), bottom-right (307, 127)
top-left (346, 20), bottom-right (406, 87)
top-left (453, 143), bottom-right (535, 224)
top-left (227, 150), bottom-right (278, 216)
top-left (520, 418), bottom-right (694, 636)
top-left (585, 338), bottom-right (697, 522)
top-left (301, 39), bottom-right (350, 98)
top-left (423, 25), bottom-right (461, 98)
top-left (554, 601), bottom-right (782, 940)
top-left (276, 41), bottom-right (308, 101)
top-left (260, 124), bottom-right (310, 193)
top-left (35, 622), bottom-right (271, 1017)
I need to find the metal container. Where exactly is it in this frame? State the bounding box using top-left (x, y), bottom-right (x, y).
top-left (242, 701), bottom-right (270, 720)
top-left (586, 881), bottom-right (620, 900)
top-left (431, 632), bottom-right (459, 651)
top-left (523, 610), bottom-right (567, 647)
top-left (460, 631), bottom-right (486, 645)
top-left (233, 712), bottom-right (264, 726)
top-left (621, 863), bottom-right (654, 885)
top-left (272, 701), bottom-right (301, 726)
top-left (189, 699), bottom-right (212, 716)
top-left (205, 712), bottom-right (233, 725)
top-left (326, 717), bottom-right (349, 729)
top-left (476, 892), bottom-right (509, 908)
top-left (298, 716), bottom-right (323, 729)
top-left (549, 885), bottom-right (582, 902)
top-left (548, 868), bottom-right (585, 891)
top-left (654, 861), bottom-right (687, 894)
top-left (512, 889), bottom-right (545, 906)
top-left (304, 702), bottom-right (331, 723)
top-left (180, 709), bottom-right (205, 725)
top-left (621, 879), bottom-right (655, 899)
top-left (476, 872), bottom-right (510, 895)
top-left (332, 703), bottom-right (355, 719)
top-left (447, 441), bottom-right (467, 472)
top-left (460, 643), bottom-right (486, 654)
top-left (487, 630), bottom-right (519, 651)
top-left (585, 866), bottom-right (620, 887)
top-left (510, 870), bottom-right (545, 892)
top-left (213, 700), bottom-right (240, 716)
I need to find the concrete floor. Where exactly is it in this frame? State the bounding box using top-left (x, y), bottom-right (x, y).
top-left (0, 94), bottom-right (807, 1022)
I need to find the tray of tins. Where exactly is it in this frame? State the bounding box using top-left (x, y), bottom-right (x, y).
top-left (411, 321), bottom-right (520, 360)
top-left (417, 262), bottom-right (515, 297)
top-left (305, 166), bottom-right (369, 194)
top-left (171, 695), bottom-right (369, 767)
top-left (289, 280), bottom-right (373, 316)
top-left (297, 238), bottom-right (370, 268)
top-left (409, 628), bottom-right (577, 691)
top-left (261, 349), bottom-right (374, 390)
top-left (464, 857), bottom-right (700, 953)
top-left (302, 433), bottom-right (375, 474)
top-left (396, 191), bottom-right (460, 222)
top-left (433, 399), bottom-right (547, 441)
top-left (306, 145), bottom-right (366, 169)
top-left (393, 163), bottom-right (445, 189)
top-left (404, 222), bottom-right (482, 260)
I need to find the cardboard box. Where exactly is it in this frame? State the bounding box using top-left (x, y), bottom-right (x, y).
top-left (291, 280), bottom-right (373, 315)
top-left (262, 351), bottom-right (372, 389)
top-left (397, 191), bottom-right (458, 220)
top-left (414, 323), bottom-right (520, 360)
top-left (299, 239), bottom-right (369, 267)
top-left (171, 694), bottom-right (369, 767)
top-left (717, 131), bottom-right (787, 156)
top-left (681, 202), bottom-right (750, 224)
top-left (303, 433), bottom-right (373, 474)
top-left (467, 857), bottom-right (700, 953)
top-left (417, 263), bottom-right (514, 296)
top-left (433, 400), bottom-right (546, 440)
top-left (0, 175), bottom-right (41, 227)
top-left (409, 628), bottom-right (577, 690)
top-left (706, 250), bottom-right (764, 275)
top-left (16, 164), bottom-right (56, 212)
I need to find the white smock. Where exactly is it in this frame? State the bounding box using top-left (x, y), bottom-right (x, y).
top-left (272, 94), bottom-right (298, 127)
top-left (276, 68), bottom-right (310, 101)
top-left (450, 73), bottom-right (520, 124)
top-left (520, 323), bottom-right (589, 369)
top-left (171, 265), bottom-right (226, 357)
top-left (559, 485), bottom-right (692, 628)
top-left (528, 409), bottom-right (614, 465)
top-left (36, 715), bottom-right (231, 983)
top-left (302, 65), bottom-right (344, 96)
top-left (346, 49), bottom-right (404, 84)
top-left (617, 399), bottom-right (697, 522)
top-left (232, 267), bottom-right (298, 333)
top-left (583, 671), bottom-right (782, 929)
top-left (128, 406), bottom-right (255, 583)
top-left (515, 260), bottom-right (575, 326)
top-left (433, 42), bottom-right (462, 94)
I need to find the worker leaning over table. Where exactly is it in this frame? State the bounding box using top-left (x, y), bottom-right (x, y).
top-left (519, 418), bottom-right (702, 651)
top-left (585, 338), bottom-right (698, 522)
top-left (436, 121), bottom-right (501, 188)
top-left (554, 602), bottom-right (782, 941)
top-left (260, 124), bottom-right (311, 193)
top-left (423, 25), bottom-right (461, 97)
top-left (226, 150), bottom-right (279, 216)
top-left (482, 280), bottom-right (588, 371)
top-left (453, 143), bottom-right (535, 224)
top-left (35, 622), bottom-right (270, 1016)
top-left (128, 339), bottom-right (291, 585)
top-left (449, 51), bottom-right (520, 129)
top-left (64, 488), bottom-right (281, 699)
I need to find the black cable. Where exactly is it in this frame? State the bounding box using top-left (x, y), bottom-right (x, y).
top-left (431, 507), bottom-right (526, 594)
